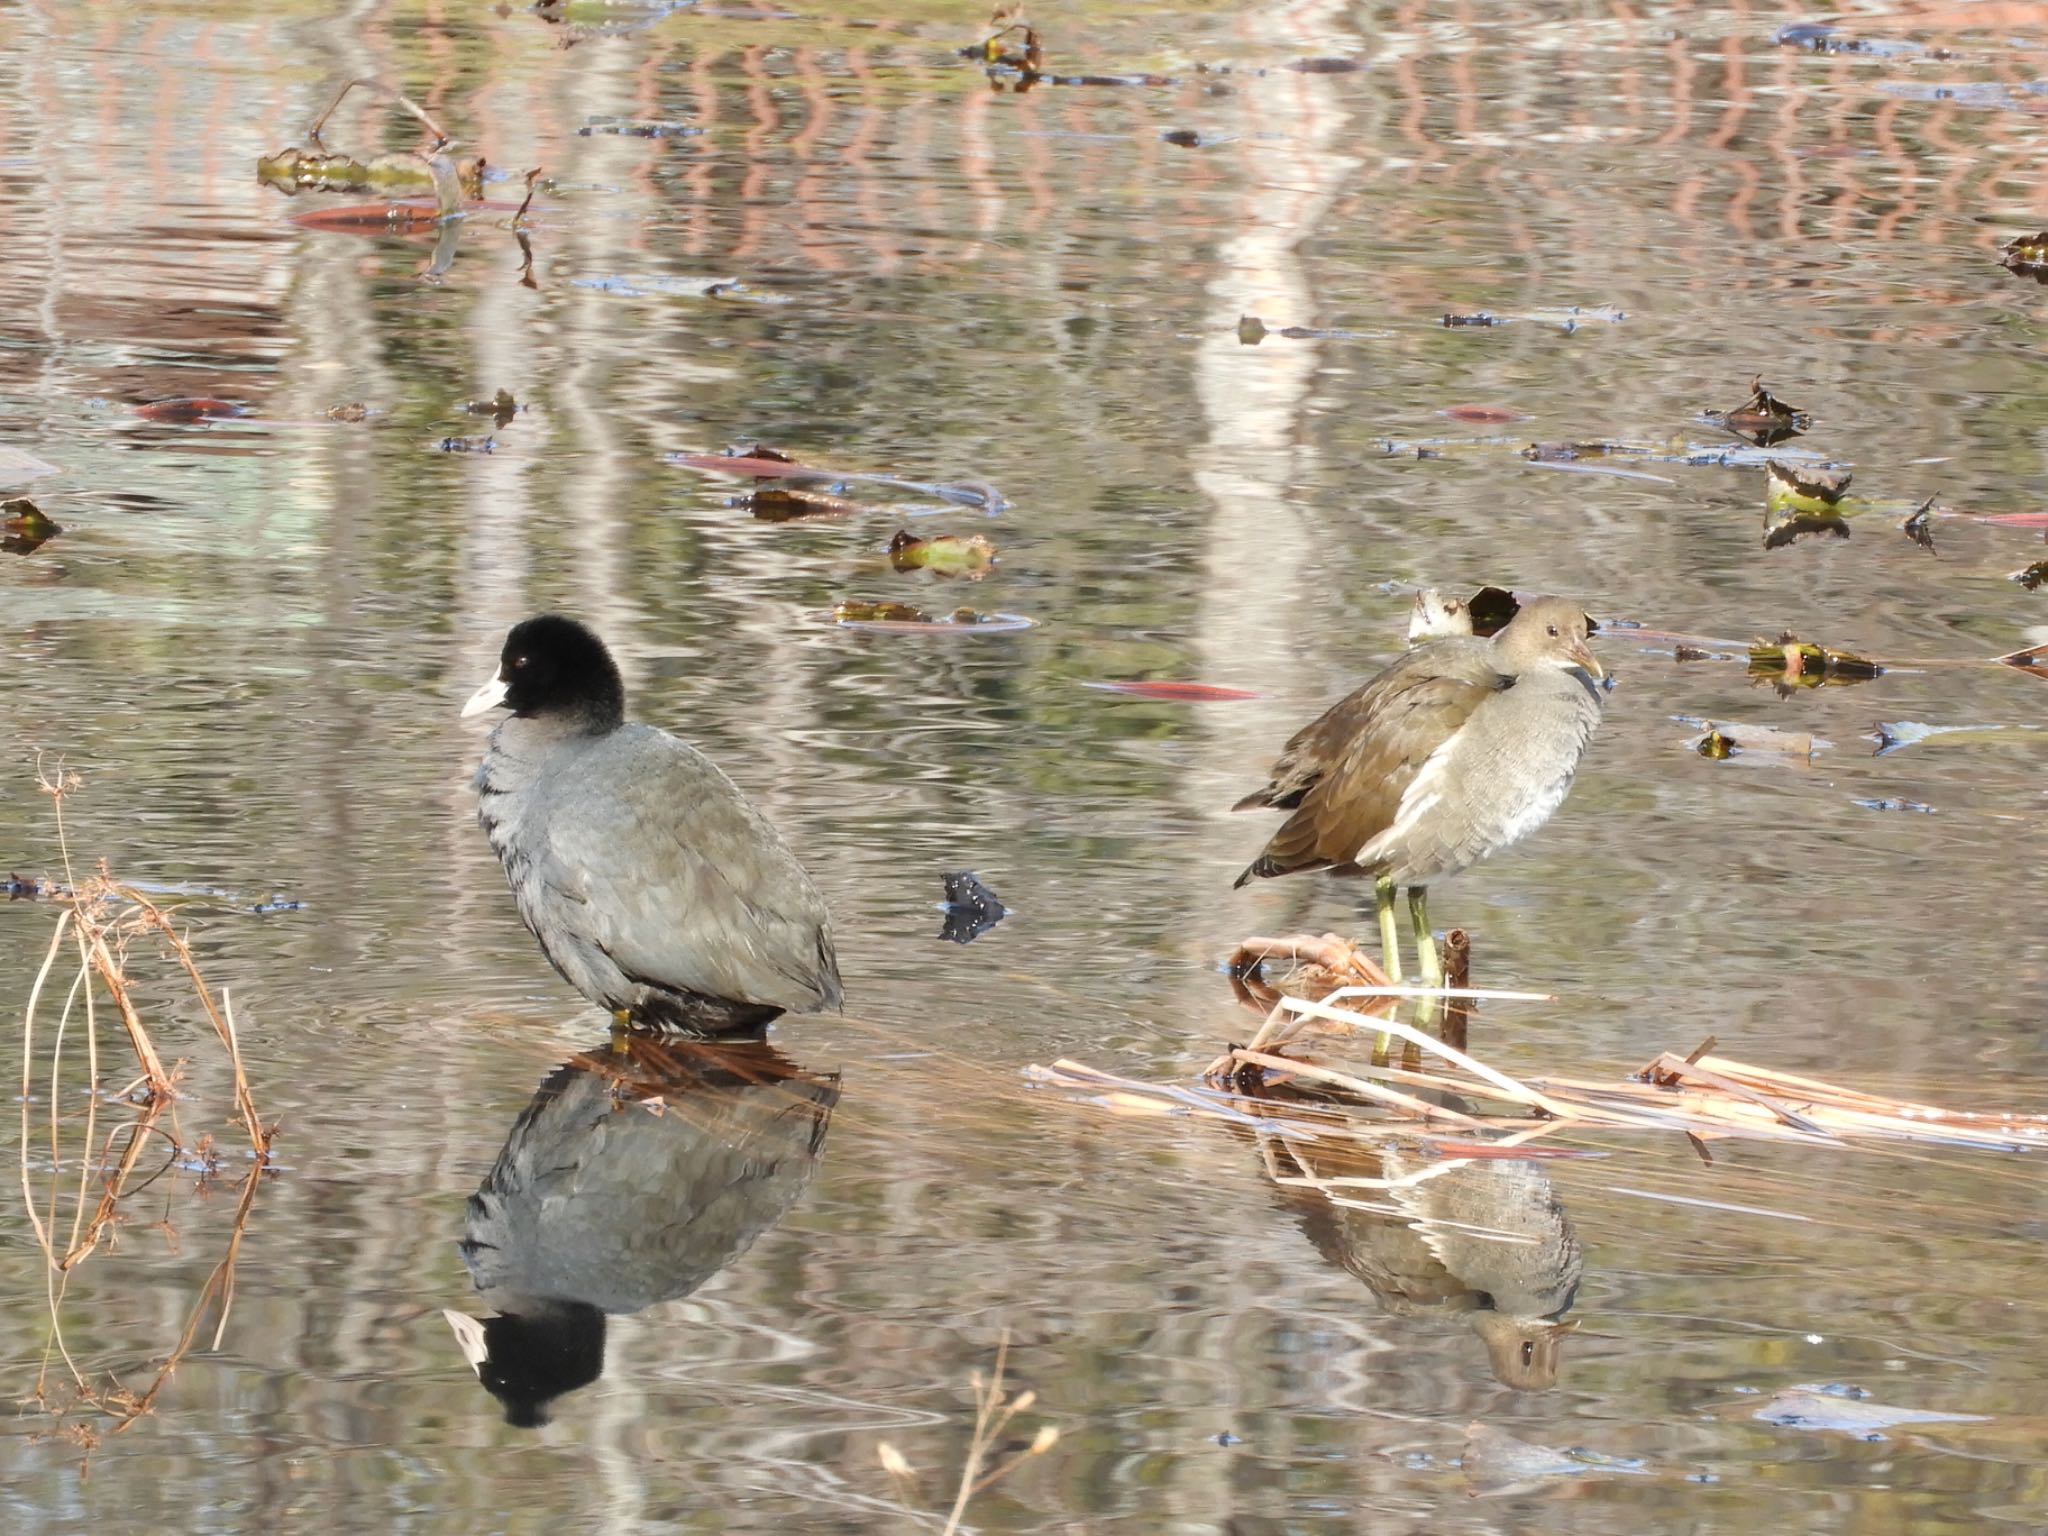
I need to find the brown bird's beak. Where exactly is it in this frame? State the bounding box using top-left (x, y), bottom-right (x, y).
top-left (1568, 638), bottom-right (1605, 680)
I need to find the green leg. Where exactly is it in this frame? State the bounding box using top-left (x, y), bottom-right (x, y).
top-left (1408, 884), bottom-right (1441, 1044)
top-left (1409, 886), bottom-right (1442, 988)
top-left (1374, 874), bottom-right (1404, 985)
top-left (1372, 874), bottom-right (1401, 1064)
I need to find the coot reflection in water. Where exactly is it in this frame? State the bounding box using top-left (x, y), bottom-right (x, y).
top-left (445, 1036), bottom-right (840, 1426)
top-left (1242, 1081), bottom-right (1582, 1391)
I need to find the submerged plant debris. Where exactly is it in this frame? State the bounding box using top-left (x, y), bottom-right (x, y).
top-left (135, 398), bottom-right (248, 424)
top-left (1763, 461), bottom-right (1855, 547)
top-left (938, 870), bottom-right (1008, 944)
top-left (1901, 496), bottom-right (1937, 553)
top-left (1684, 719), bottom-right (1820, 764)
top-left (832, 600), bottom-right (1032, 633)
top-left (887, 529), bottom-right (997, 578)
top-left (745, 487), bottom-right (862, 521)
top-left (1462, 1422), bottom-right (1652, 1498)
top-left (1747, 633), bottom-right (1883, 686)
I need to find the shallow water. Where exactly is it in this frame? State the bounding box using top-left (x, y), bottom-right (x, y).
top-left (5, 1), bottom-right (2048, 1530)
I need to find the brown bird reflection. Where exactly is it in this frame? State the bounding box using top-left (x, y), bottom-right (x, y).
top-left (1241, 1080), bottom-right (1582, 1391)
top-left (446, 1035), bottom-right (839, 1426)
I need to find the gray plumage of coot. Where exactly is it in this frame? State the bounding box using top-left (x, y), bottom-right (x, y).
top-left (447, 1037), bottom-right (839, 1426)
top-left (1232, 595), bottom-right (1605, 984)
top-left (463, 614), bottom-right (842, 1033)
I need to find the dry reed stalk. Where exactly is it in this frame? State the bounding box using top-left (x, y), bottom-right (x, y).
top-left (14, 767), bottom-right (274, 1428)
top-left (875, 1331), bottom-right (1060, 1535)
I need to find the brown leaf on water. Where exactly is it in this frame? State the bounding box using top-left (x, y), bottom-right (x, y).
top-left (2, 497), bottom-right (61, 555)
top-left (888, 529), bottom-right (996, 578)
top-left (1901, 496), bottom-right (1937, 554)
top-left (327, 402), bottom-right (371, 423)
top-left (1521, 440), bottom-right (1614, 462)
top-left (747, 487), bottom-right (861, 521)
top-left (463, 389), bottom-right (520, 427)
top-left (2002, 231), bottom-right (2048, 279)
top-left (2010, 559), bottom-right (2048, 591)
top-left (1706, 374), bottom-right (1809, 446)
top-left (258, 147), bottom-right (486, 200)
top-left (1747, 632), bottom-right (1883, 686)
top-left (1765, 458), bottom-right (1851, 508)
top-left (834, 600), bottom-right (935, 624)
top-left (1995, 640), bottom-right (2048, 680)
top-left (135, 398), bottom-right (248, 424)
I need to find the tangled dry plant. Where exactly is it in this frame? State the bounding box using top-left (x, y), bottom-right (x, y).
top-left (16, 763), bottom-right (274, 1433)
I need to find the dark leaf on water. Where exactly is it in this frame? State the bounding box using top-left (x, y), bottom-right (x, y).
top-left (747, 487), bottom-right (862, 521)
top-left (1161, 128), bottom-right (1204, 148)
top-left (1674, 644), bottom-right (1722, 662)
top-left (1763, 508), bottom-right (1850, 550)
top-left (938, 870), bottom-right (1008, 944)
top-left (1854, 797), bottom-right (1935, 814)
top-left (2002, 231), bottom-right (2048, 279)
top-left (2009, 559), bottom-right (2048, 591)
top-left (1901, 496), bottom-right (1937, 553)
top-left (464, 389), bottom-right (520, 427)
top-left (1236, 315), bottom-right (1267, 345)
top-left (1286, 56), bottom-right (1364, 74)
top-left (1705, 374), bottom-right (1809, 446)
top-left (437, 435), bottom-right (494, 453)
top-left (1443, 311), bottom-right (1499, 327)
top-left (2, 497), bottom-right (62, 555)
top-left (887, 529), bottom-right (997, 578)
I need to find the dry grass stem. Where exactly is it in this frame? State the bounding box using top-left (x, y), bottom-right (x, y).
top-left (13, 768), bottom-right (273, 1432)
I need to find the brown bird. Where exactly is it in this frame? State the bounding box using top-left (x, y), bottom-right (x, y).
top-left (1232, 596), bottom-right (1605, 985)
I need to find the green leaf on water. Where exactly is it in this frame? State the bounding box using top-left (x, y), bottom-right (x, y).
top-left (888, 530), bottom-right (996, 578)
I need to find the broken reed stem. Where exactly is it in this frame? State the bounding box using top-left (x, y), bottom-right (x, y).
top-left (932, 1331), bottom-right (1056, 1536)
top-left (309, 77), bottom-right (450, 148)
top-left (130, 891), bottom-right (267, 1154)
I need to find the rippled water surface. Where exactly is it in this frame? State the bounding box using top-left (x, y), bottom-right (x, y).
top-left (6, 1), bottom-right (2048, 1530)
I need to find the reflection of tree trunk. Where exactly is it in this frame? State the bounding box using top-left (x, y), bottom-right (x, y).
top-left (1184, 4), bottom-right (1369, 1525)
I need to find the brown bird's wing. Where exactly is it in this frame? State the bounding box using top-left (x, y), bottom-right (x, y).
top-left (1234, 652), bottom-right (1503, 886)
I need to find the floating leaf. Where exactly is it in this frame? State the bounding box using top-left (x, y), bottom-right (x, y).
top-left (1236, 315), bottom-right (1267, 345)
top-left (887, 529), bottom-right (996, 578)
top-left (1994, 641), bottom-right (2048, 680)
top-left (463, 389), bottom-right (520, 427)
top-left (1705, 374), bottom-right (1809, 446)
top-left (436, 435), bottom-right (494, 454)
top-left (833, 601), bottom-right (1032, 634)
top-left (2003, 231), bottom-right (2048, 280)
top-left (1854, 797), bottom-right (1935, 814)
top-left (747, 487), bottom-right (861, 521)
top-left (2, 497), bottom-right (61, 555)
top-left (938, 870), bottom-right (1008, 944)
top-left (0, 443), bottom-right (60, 485)
top-left (1870, 720), bottom-right (2039, 757)
top-left (1522, 441), bottom-right (1617, 462)
top-left (1083, 680), bottom-right (1261, 701)
top-left (1443, 311), bottom-right (1500, 327)
top-left (327, 402), bottom-right (371, 423)
top-left (1765, 458), bottom-right (1851, 510)
top-left (2010, 559), bottom-right (2048, 591)
top-left (257, 147), bottom-right (485, 199)
top-left (1684, 719), bottom-right (1819, 763)
top-left (135, 397), bottom-right (248, 424)
top-left (1441, 404), bottom-right (1525, 423)
top-left (1754, 1384), bottom-right (1986, 1438)
top-left (1900, 496), bottom-right (1936, 554)
top-left (1747, 633), bottom-right (1882, 685)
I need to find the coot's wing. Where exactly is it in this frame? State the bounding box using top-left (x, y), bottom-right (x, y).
top-left (536, 729), bottom-right (842, 1014)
